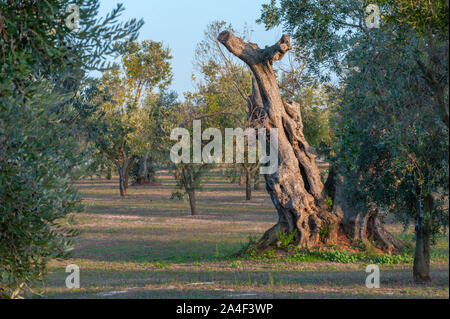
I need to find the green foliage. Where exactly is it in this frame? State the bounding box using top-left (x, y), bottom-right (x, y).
top-left (237, 235), bottom-right (259, 258)
top-left (0, 80), bottom-right (83, 298)
top-left (0, 0), bottom-right (143, 95)
top-left (241, 243), bottom-right (413, 265)
top-left (325, 196), bottom-right (333, 211)
top-left (0, 0), bottom-right (144, 297)
top-left (276, 230), bottom-right (297, 249)
top-left (331, 27), bottom-right (449, 235)
top-left (375, 0), bottom-right (448, 39)
top-left (228, 260), bottom-right (243, 268)
top-left (81, 40), bottom-right (173, 195)
top-left (258, 0), bottom-right (368, 81)
top-left (319, 219), bottom-right (335, 242)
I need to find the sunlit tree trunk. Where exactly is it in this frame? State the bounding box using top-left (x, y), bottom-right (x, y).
top-left (239, 169), bottom-right (245, 186)
top-left (219, 31), bottom-right (404, 251)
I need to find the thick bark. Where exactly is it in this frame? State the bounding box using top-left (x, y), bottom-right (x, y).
top-left (413, 195), bottom-right (433, 283)
top-left (218, 31), bottom-right (404, 252)
top-left (332, 176), bottom-right (405, 254)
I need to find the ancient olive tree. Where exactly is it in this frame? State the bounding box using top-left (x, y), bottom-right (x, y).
top-left (256, 0), bottom-right (448, 282)
top-left (218, 31), bottom-right (404, 252)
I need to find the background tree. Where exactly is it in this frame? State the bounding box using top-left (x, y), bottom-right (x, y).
top-left (130, 91), bottom-right (180, 185)
top-left (121, 40), bottom-right (173, 185)
top-left (169, 93), bottom-right (212, 216)
top-left (195, 21), bottom-right (263, 200)
top-left (88, 40), bottom-right (173, 196)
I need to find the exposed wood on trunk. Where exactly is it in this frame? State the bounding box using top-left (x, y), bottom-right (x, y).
top-left (219, 31), bottom-right (405, 252)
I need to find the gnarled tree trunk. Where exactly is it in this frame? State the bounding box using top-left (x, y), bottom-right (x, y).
top-left (218, 31), bottom-right (404, 252)
top-left (135, 154), bottom-right (157, 185)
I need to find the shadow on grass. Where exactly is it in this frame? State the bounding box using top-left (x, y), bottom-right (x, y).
top-left (38, 267), bottom-right (449, 299)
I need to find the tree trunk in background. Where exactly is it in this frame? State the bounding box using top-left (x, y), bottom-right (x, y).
top-left (219, 31), bottom-right (404, 252)
top-left (135, 154), bottom-right (156, 185)
top-left (188, 190), bottom-right (198, 216)
top-left (106, 167), bottom-right (112, 180)
top-left (137, 154), bottom-right (149, 184)
top-left (117, 162), bottom-right (127, 197)
top-left (254, 173), bottom-right (260, 190)
top-left (124, 163), bottom-right (130, 191)
top-left (116, 156), bottom-right (129, 197)
top-left (245, 169), bottom-right (252, 200)
top-left (239, 169), bottom-right (245, 186)
top-left (413, 195), bottom-right (433, 282)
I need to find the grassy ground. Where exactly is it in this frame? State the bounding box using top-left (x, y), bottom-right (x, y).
top-left (34, 169), bottom-right (449, 299)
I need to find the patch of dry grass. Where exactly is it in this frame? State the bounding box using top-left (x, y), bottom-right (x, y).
top-left (34, 169), bottom-right (449, 299)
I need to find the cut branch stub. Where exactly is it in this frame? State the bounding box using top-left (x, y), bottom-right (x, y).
top-left (218, 31), bottom-right (292, 66)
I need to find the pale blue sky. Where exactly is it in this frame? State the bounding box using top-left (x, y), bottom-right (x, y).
top-left (97, 0), bottom-right (282, 97)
